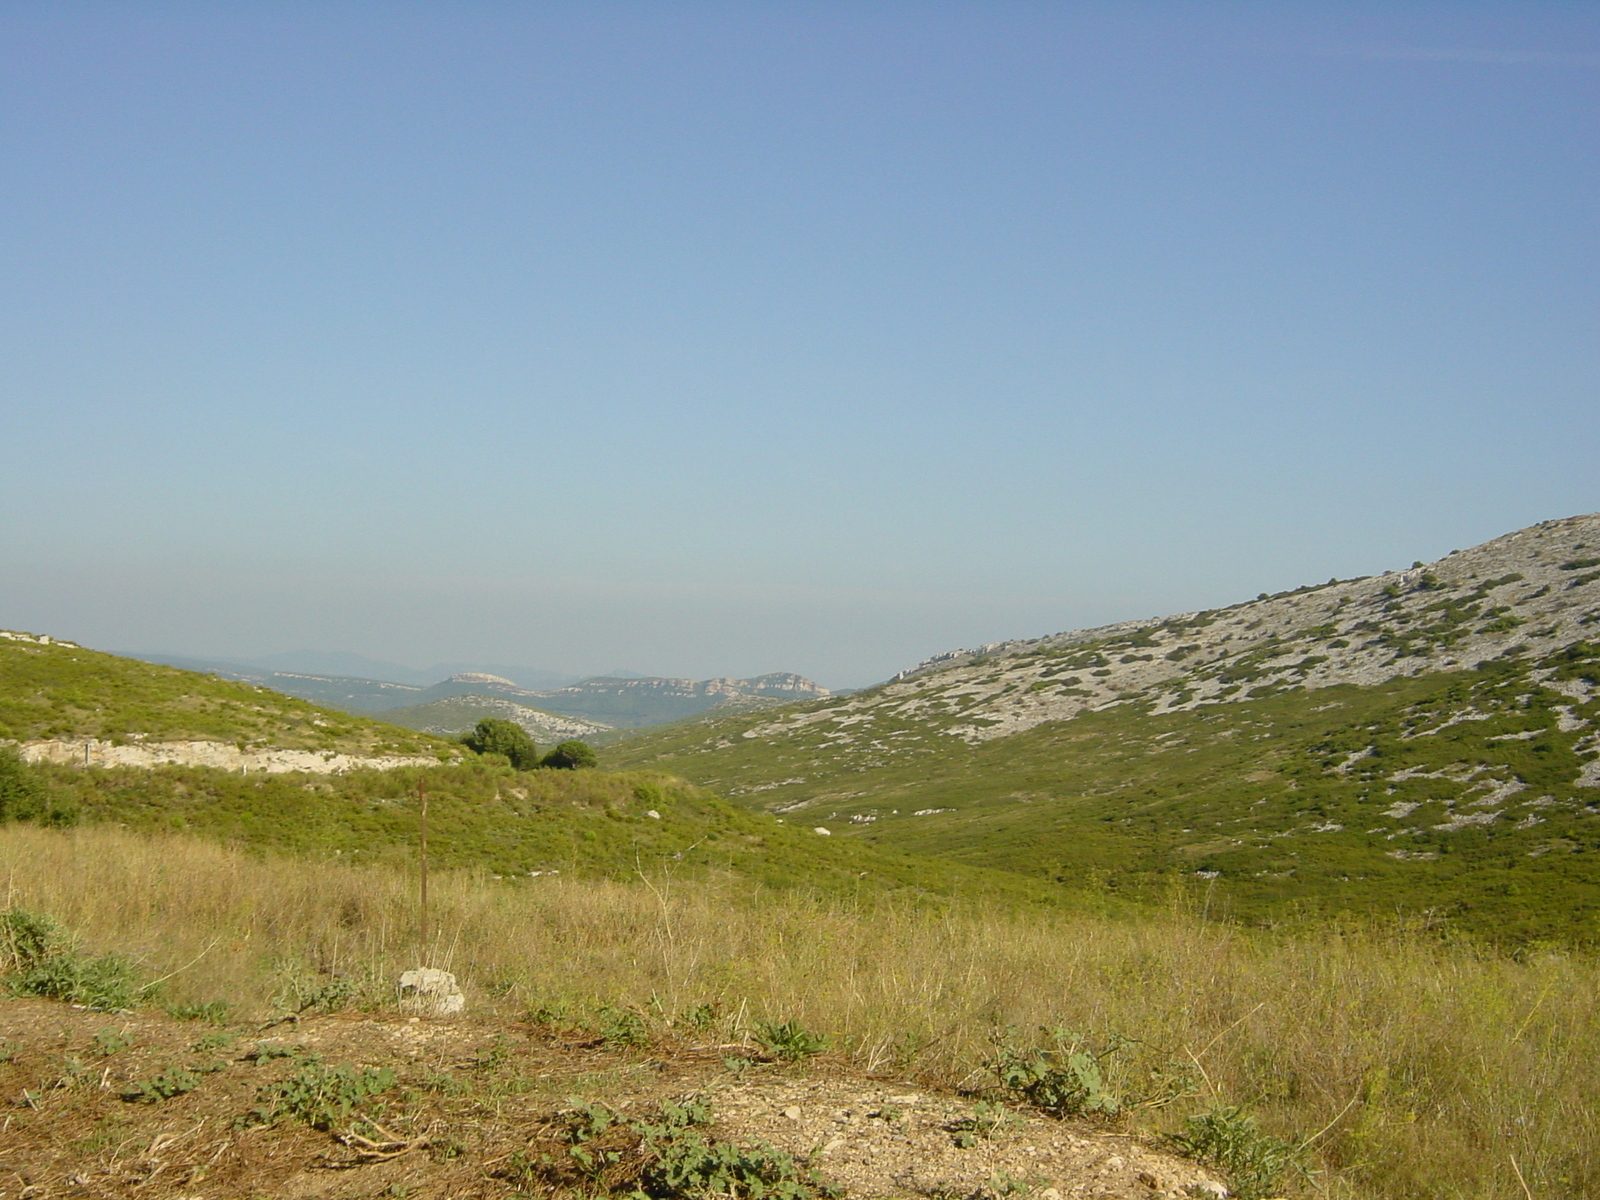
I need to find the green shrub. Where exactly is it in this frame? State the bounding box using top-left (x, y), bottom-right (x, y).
top-left (948, 1100), bottom-right (1023, 1147)
top-left (0, 748), bottom-right (72, 825)
top-left (986, 1029), bottom-right (1128, 1118)
top-left (1167, 1106), bottom-right (1307, 1200)
top-left (646, 1127), bottom-right (836, 1200)
top-left (597, 1005), bottom-right (650, 1048)
top-left (0, 748), bottom-right (46, 821)
top-left (248, 1055), bottom-right (396, 1129)
top-left (753, 1019), bottom-right (826, 1062)
top-left (92, 1028), bottom-right (133, 1056)
top-left (509, 1097), bottom-right (841, 1200)
top-left (123, 1066), bottom-right (203, 1104)
top-left (274, 973), bottom-right (362, 1015)
top-left (0, 907), bottom-right (65, 968)
top-left (543, 740), bottom-right (599, 770)
top-left (462, 718), bottom-right (540, 770)
top-left (166, 999), bottom-right (234, 1024)
top-left (0, 908), bottom-right (146, 1009)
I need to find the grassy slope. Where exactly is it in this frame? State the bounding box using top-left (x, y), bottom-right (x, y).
top-left (29, 758), bottom-right (1078, 911)
top-left (0, 632), bottom-right (1078, 911)
top-left (608, 643), bottom-right (1600, 943)
top-left (7, 823), bottom-right (1600, 1200)
top-left (0, 634), bottom-right (450, 757)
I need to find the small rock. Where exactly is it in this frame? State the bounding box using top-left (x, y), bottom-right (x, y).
top-left (646, 810), bottom-right (661, 819)
top-left (1040, 1190), bottom-right (1063, 1200)
top-left (783, 1106), bottom-right (803, 1121)
top-left (1185, 1183), bottom-right (1228, 1199)
top-left (396, 967), bottom-right (465, 1016)
top-left (813, 827), bottom-right (831, 836)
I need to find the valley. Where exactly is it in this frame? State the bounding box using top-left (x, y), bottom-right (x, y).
top-left (2, 515), bottom-right (1600, 1199)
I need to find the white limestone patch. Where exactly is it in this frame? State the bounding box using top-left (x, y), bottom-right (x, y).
top-left (1554, 706), bottom-right (1591, 732)
top-left (19, 738), bottom-right (443, 774)
top-left (1434, 810), bottom-right (1501, 831)
top-left (1468, 779), bottom-right (1529, 806)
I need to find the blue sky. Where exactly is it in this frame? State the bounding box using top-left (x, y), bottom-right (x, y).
top-left (3, 2), bottom-right (1596, 687)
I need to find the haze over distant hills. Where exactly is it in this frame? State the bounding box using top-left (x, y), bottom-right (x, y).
top-left (124, 650), bottom-right (584, 692)
top-left (120, 651), bottom-right (832, 737)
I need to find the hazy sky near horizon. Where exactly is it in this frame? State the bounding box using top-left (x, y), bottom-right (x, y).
top-left (3, 2), bottom-right (1597, 688)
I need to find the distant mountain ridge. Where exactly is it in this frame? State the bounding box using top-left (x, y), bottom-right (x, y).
top-left (386, 671), bottom-right (831, 732)
top-left (120, 653), bottom-right (832, 736)
top-left (532, 673), bottom-right (830, 727)
top-left (123, 652), bottom-right (578, 694)
top-left (618, 511), bottom-right (1600, 783)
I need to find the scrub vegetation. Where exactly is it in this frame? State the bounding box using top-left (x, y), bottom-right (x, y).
top-left (13, 754), bottom-right (1065, 907)
top-left (611, 645), bottom-right (1600, 944)
top-left (2, 823), bottom-right (1597, 1199)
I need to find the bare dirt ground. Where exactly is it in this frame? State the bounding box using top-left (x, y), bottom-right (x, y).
top-left (0, 999), bottom-right (1230, 1200)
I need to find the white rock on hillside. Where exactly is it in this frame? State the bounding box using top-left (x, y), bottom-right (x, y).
top-left (397, 968), bottom-right (465, 1016)
top-left (17, 738), bottom-right (443, 774)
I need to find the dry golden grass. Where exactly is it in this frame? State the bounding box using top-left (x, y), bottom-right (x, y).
top-left (2, 823), bottom-right (1595, 1199)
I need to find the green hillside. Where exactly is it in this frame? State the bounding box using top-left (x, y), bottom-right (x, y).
top-left (0, 631), bottom-right (449, 757)
top-left (0, 630), bottom-right (1081, 912)
top-left (22, 756), bottom-right (1077, 910)
top-left (608, 517), bottom-right (1600, 944)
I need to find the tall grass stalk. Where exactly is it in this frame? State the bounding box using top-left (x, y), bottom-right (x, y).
top-left (1, 823), bottom-right (1595, 1199)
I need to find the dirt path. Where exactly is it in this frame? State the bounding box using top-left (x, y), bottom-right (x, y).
top-left (0, 999), bottom-right (1229, 1199)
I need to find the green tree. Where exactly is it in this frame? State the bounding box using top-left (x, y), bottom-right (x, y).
top-left (461, 718), bottom-right (540, 770)
top-left (542, 740), bottom-right (598, 770)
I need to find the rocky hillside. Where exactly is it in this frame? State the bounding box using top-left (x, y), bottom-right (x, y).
top-left (630, 514), bottom-right (1598, 764)
top-left (608, 515), bottom-right (1600, 942)
top-left (859, 512), bottom-right (1599, 744)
